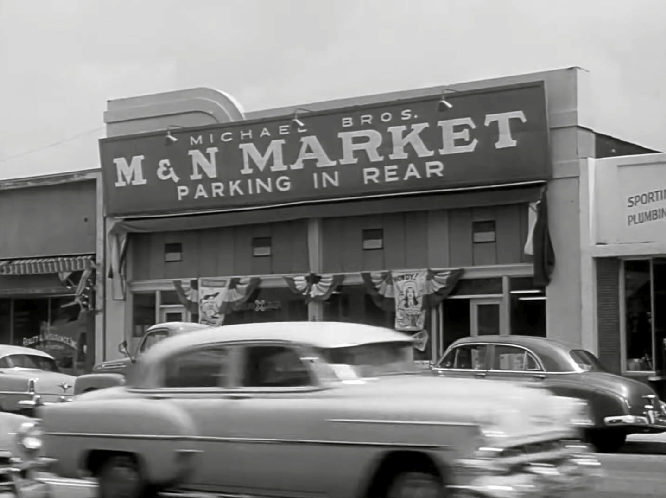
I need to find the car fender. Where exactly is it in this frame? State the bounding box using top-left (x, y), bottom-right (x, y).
top-left (0, 375), bottom-right (32, 412)
top-left (40, 398), bottom-right (198, 485)
top-left (73, 373), bottom-right (126, 395)
top-left (541, 380), bottom-right (627, 425)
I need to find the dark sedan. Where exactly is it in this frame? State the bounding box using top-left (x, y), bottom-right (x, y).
top-left (433, 335), bottom-right (666, 452)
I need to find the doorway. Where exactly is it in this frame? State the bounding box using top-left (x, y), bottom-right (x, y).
top-left (470, 298), bottom-right (502, 336)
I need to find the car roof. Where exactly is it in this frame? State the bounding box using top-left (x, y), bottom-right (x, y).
top-left (146, 322), bottom-right (210, 335)
top-left (451, 334), bottom-right (581, 351)
top-left (0, 345), bottom-right (54, 359)
top-left (145, 321), bottom-right (413, 360)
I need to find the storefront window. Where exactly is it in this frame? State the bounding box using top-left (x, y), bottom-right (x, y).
top-left (322, 285), bottom-right (433, 363)
top-left (510, 277), bottom-right (546, 337)
top-left (133, 292), bottom-right (156, 338)
top-left (441, 299), bottom-right (471, 351)
top-left (0, 300), bottom-right (10, 344)
top-left (624, 260), bottom-right (653, 371)
top-left (222, 287), bottom-right (308, 325)
top-left (11, 297), bottom-right (91, 375)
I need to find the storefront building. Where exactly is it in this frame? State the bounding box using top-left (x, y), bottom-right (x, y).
top-left (0, 170), bottom-right (103, 373)
top-left (99, 67), bottom-right (653, 364)
top-left (583, 153), bottom-right (666, 387)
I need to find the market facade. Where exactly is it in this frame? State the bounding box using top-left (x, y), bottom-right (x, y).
top-left (0, 170), bottom-right (103, 373)
top-left (98, 67), bottom-right (654, 364)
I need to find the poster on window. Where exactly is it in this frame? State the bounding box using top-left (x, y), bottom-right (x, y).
top-left (198, 278), bottom-right (227, 325)
top-left (393, 271), bottom-right (427, 332)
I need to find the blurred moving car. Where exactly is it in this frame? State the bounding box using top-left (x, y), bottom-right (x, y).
top-left (73, 322), bottom-right (208, 394)
top-left (0, 346), bottom-right (75, 414)
top-left (40, 322), bottom-right (600, 498)
top-left (433, 335), bottom-right (666, 452)
top-left (0, 411), bottom-right (52, 497)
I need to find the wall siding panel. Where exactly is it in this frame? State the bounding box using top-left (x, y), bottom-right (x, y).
top-left (360, 215), bottom-right (385, 271)
top-left (449, 209), bottom-right (473, 267)
top-left (404, 212), bottom-right (428, 268)
top-left (427, 210), bottom-right (449, 269)
top-left (495, 204), bottom-right (523, 264)
top-left (382, 213), bottom-right (405, 270)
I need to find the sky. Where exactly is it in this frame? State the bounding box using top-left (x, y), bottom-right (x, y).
top-left (1, 0), bottom-right (665, 180)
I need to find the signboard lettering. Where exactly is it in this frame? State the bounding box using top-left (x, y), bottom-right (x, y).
top-left (100, 83), bottom-right (549, 217)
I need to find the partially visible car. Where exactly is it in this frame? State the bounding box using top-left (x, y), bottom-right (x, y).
top-left (0, 345), bottom-right (75, 414)
top-left (433, 335), bottom-right (666, 452)
top-left (73, 322), bottom-right (209, 394)
top-left (0, 411), bottom-right (53, 497)
top-left (41, 322), bottom-right (600, 498)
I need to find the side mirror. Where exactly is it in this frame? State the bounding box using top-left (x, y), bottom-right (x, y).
top-left (118, 340), bottom-right (136, 363)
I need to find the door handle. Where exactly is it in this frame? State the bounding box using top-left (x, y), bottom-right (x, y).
top-left (474, 371), bottom-right (487, 378)
top-left (532, 373), bottom-right (546, 381)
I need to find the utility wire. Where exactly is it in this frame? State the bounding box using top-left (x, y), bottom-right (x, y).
top-left (0, 126), bottom-right (105, 164)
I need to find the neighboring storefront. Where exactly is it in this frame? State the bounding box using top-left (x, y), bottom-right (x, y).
top-left (0, 171), bottom-right (102, 374)
top-left (99, 67), bottom-right (652, 364)
top-left (583, 154), bottom-right (666, 388)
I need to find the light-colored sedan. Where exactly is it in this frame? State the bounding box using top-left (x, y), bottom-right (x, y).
top-left (39, 322), bottom-right (601, 498)
top-left (0, 346), bottom-right (75, 413)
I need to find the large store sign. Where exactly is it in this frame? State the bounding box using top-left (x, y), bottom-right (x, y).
top-left (594, 156), bottom-right (666, 244)
top-left (100, 82), bottom-right (550, 217)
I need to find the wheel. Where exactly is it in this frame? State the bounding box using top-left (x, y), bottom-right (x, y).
top-left (585, 429), bottom-right (627, 453)
top-left (386, 471), bottom-right (446, 498)
top-left (97, 454), bottom-right (155, 498)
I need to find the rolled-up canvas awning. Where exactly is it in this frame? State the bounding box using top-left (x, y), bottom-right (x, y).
top-left (0, 255), bottom-right (94, 275)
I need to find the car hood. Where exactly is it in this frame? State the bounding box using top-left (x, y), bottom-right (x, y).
top-left (334, 374), bottom-right (578, 438)
top-left (582, 371), bottom-right (657, 408)
top-left (0, 369), bottom-right (76, 395)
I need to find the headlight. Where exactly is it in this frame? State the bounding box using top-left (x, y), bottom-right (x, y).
top-left (16, 420), bottom-right (43, 455)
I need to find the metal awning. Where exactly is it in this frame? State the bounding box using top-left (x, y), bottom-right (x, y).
top-left (0, 255), bottom-right (95, 276)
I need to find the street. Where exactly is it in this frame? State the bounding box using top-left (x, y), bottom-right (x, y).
top-left (37, 436), bottom-right (666, 498)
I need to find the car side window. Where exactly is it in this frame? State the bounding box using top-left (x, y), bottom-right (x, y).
top-left (493, 345), bottom-right (542, 371)
top-left (242, 345), bottom-right (312, 388)
top-left (163, 346), bottom-right (230, 388)
top-left (441, 345), bottom-right (488, 370)
top-left (140, 330), bottom-right (170, 353)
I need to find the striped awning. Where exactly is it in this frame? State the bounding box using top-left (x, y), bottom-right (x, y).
top-left (0, 255), bottom-right (95, 276)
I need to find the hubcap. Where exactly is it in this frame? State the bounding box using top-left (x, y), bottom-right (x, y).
top-left (102, 457), bottom-right (141, 498)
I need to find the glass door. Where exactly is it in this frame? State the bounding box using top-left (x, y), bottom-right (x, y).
top-left (470, 298), bottom-right (502, 336)
top-left (159, 306), bottom-right (186, 323)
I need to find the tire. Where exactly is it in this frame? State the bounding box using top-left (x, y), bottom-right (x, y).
top-left (386, 471), bottom-right (446, 498)
top-left (97, 454), bottom-right (155, 498)
top-left (585, 429), bottom-right (627, 453)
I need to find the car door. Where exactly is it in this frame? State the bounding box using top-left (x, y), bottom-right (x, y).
top-left (135, 344), bottom-right (248, 493)
top-left (220, 341), bottom-right (330, 498)
top-left (484, 344), bottom-right (547, 385)
top-left (434, 343), bottom-right (490, 380)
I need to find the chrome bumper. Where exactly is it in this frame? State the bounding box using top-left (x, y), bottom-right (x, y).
top-left (604, 413), bottom-right (666, 430)
top-left (451, 444), bottom-right (602, 498)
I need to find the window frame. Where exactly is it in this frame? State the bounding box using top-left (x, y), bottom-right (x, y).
top-left (437, 343), bottom-right (491, 371)
top-left (155, 343), bottom-right (237, 391)
top-left (488, 343), bottom-right (544, 373)
top-left (236, 341), bottom-right (322, 393)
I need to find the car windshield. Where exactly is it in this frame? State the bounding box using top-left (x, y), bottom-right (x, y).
top-left (570, 349), bottom-right (607, 372)
top-left (315, 341), bottom-right (419, 379)
top-left (0, 354), bottom-right (59, 372)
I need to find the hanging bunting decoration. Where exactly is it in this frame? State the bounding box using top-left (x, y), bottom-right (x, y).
top-left (172, 279), bottom-right (199, 314)
top-left (284, 273), bottom-right (344, 302)
top-left (218, 277), bottom-right (261, 313)
top-left (532, 188), bottom-right (555, 287)
top-left (360, 272), bottom-right (395, 311)
top-left (422, 268), bottom-right (464, 307)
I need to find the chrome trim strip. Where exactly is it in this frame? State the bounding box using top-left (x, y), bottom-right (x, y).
top-left (45, 432), bottom-right (446, 449)
top-left (328, 418), bottom-right (477, 427)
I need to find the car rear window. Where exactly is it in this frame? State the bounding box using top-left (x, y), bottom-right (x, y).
top-left (570, 349), bottom-right (607, 372)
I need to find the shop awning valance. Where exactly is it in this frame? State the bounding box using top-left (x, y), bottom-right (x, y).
top-left (0, 255), bottom-right (95, 276)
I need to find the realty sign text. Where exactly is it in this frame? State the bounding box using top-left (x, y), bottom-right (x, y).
top-left (100, 82), bottom-right (550, 217)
